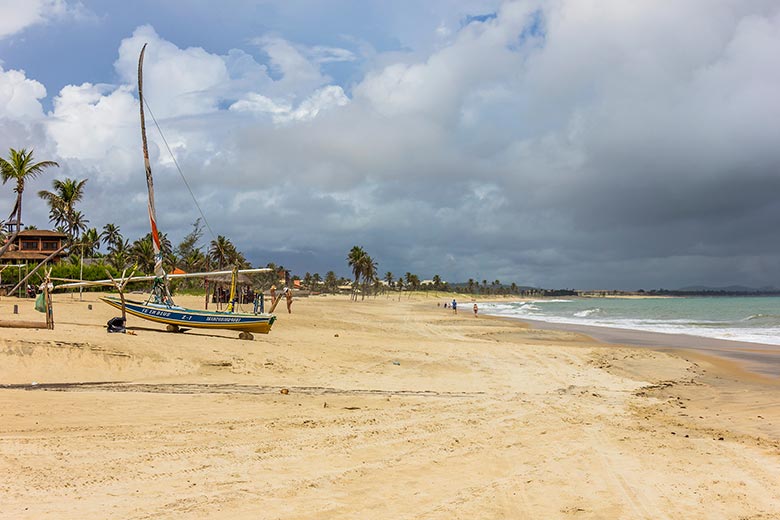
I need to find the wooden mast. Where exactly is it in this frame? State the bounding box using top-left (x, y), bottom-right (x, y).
top-left (138, 44), bottom-right (173, 305)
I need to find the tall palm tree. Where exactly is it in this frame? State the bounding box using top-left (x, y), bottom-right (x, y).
top-left (209, 235), bottom-right (234, 269)
top-left (131, 236), bottom-right (156, 274)
top-left (358, 254), bottom-right (377, 300)
top-left (37, 177), bottom-right (88, 240)
top-left (0, 148), bottom-right (59, 257)
top-left (68, 210), bottom-right (89, 240)
top-left (100, 223), bottom-right (123, 252)
top-left (325, 271), bottom-right (338, 293)
top-left (384, 272), bottom-right (394, 296)
top-left (108, 238), bottom-right (131, 270)
top-left (347, 246), bottom-right (366, 301)
top-left (79, 228), bottom-right (101, 257)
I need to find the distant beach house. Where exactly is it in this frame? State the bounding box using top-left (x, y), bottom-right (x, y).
top-left (0, 229), bottom-right (68, 265)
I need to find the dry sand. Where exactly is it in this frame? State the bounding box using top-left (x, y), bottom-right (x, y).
top-left (1, 292), bottom-right (779, 519)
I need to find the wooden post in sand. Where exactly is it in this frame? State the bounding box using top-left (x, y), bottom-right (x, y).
top-left (268, 293), bottom-right (284, 313)
top-left (106, 267), bottom-right (136, 325)
top-left (44, 270), bottom-right (54, 330)
top-left (0, 320), bottom-right (48, 329)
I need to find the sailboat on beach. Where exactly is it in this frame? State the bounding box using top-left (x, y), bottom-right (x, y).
top-left (59, 44), bottom-right (276, 340)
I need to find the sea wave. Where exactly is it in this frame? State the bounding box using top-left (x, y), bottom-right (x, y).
top-left (481, 296), bottom-right (780, 346)
top-left (574, 308), bottom-right (602, 318)
top-left (745, 313), bottom-right (780, 321)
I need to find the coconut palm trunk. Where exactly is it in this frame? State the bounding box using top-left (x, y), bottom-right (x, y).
top-left (0, 148), bottom-right (59, 258)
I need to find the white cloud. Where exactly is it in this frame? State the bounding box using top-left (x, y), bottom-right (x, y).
top-left (46, 82), bottom-right (137, 163)
top-left (230, 85), bottom-right (348, 123)
top-left (253, 35), bottom-right (333, 98)
top-left (307, 46), bottom-right (356, 64)
top-left (0, 0), bottom-right (95, 39)
top-left (229, 93), bottom-right (290, 117)
top-left (115, 25), bottom-right (230, 119)
top-left (353, 2), bottom-right (533, 119)
top-left (0, 66), bottom-right (46, 119)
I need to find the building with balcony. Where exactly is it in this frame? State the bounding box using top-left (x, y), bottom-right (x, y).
top-left (0, 229), bottom-right (69, 264)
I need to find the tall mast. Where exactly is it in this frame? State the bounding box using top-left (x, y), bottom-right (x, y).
top-left (138, 43), bottom-right (165, 279)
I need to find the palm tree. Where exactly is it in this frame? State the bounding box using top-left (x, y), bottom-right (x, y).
top-left (209, 235), bottom-right (235, 269)
top-left (0, 148), bottom-right (59, 257)
top-left (131, 236), bottom-right (156, 274)
top-left (68, 210), bottom-right (89, 241)
top-left (347, 246), bottom-right (367, 301)
top-left (37, 177), bottom-right (88, 240)
top-left (79, 228), bottom-right (101, 257)
top-left (325, 271), bottom-right (338, 293)
top-left (108, 238), bottom-right (131, 270)
top-left (181, 249), bottom-right (207, 272)
top-left (100, 223), bottom-right (123, 253)
top-left (384, 272), bottom-right (394, 297)
top-left (358, 254), bottom-right (377, 300)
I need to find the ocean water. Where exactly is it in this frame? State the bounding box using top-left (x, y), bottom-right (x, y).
top-left (480, 296), bottom-right (780, 346)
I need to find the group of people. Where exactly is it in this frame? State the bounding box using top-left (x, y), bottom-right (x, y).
top-left (441, 299), bottom-right (479, 317)
top-left (212, 285), bottom-right (257, 304)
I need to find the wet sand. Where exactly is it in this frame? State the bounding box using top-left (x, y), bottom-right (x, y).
top-left (0, 292), bottom-right (779, 518)
top-left (517, 318), bottom-right (780, 379)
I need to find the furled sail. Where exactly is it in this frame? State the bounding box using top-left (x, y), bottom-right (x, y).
top-left (137, 43), bottom-right (165, 279)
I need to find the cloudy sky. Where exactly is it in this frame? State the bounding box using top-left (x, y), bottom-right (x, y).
top-left (1, 0), bottom-right (779, 289)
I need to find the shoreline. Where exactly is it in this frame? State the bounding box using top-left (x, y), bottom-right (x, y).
top-left (509, 317), bottom-right (780, 380)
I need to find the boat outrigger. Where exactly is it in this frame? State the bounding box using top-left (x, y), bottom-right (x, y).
top-left (57, 44), bottom-right (277, 340)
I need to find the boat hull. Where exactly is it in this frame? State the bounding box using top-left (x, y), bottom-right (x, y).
top-left (100, 296), bottom-right (276, 334)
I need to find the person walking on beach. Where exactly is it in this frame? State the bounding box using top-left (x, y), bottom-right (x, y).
top-left (473, 303), bottom-right (478, 317)
top-left (285, 288), bottom-right (293, 314)
top-left (452, 299), bottom-right (457, 314)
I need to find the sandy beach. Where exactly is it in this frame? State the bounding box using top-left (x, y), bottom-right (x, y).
top-left (1, 292), bottom-right (779, 519)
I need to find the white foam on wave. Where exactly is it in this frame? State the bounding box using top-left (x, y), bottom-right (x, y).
top-left (481, 307), bottom-right (780, 346)
top-left (574, 308), bottom-right (601, 318)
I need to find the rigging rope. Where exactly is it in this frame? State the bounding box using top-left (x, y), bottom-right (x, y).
top-left (142, 98), bottom-right (229, 262)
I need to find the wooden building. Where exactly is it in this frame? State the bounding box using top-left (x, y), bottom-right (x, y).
top-left (0, 230), bottom-right (68, 265)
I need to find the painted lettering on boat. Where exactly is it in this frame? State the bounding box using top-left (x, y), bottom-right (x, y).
top-left (205, 317), bottom-right (242, 323)
top-left (141, 308), bottom-right (172, 317)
